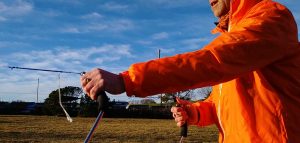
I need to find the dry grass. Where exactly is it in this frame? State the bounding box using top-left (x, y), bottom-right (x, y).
top-left (0, 115), bottom-right (218, 143)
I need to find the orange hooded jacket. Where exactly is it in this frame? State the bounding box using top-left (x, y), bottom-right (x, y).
top-left (121, 0), bottom-right (300, 142)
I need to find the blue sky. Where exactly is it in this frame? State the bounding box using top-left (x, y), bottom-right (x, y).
top-left (0, 0), bottom-right (299, 102)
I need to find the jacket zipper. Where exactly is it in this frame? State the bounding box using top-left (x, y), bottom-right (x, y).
top-left (218, 84), bottom-right (225, 142)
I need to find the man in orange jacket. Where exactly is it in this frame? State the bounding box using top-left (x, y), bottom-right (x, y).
top-left (81, 0), bottom-right (300, 142)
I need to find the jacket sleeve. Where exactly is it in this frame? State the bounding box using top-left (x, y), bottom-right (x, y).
top-left (193, 90), bottom-right (218, 127)
top-left (120, 2), bottom-right (299, 97)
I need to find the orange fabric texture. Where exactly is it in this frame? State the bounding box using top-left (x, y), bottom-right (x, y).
top-left (121, 0), bottom-right (300, 142)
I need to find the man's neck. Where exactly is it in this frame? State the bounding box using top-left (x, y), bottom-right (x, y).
top-left (215, 13), bottom-right (230, 31)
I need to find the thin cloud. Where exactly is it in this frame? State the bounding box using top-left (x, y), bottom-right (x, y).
top-left (41, 0), bottom-right (82, 6)
top-left (60, 27), bottom-right (81, 34)
top-left (85, 23), bottom-right (108, 32)
top-left (0, 0), bottom-right (33, 18)
top-left (0, 44), bottom-right (134, 102)
top-left (0, 41), bottom-right (31, 48)
top-left (94, 56), bottom-right (121, 64)
top-left (0, 16), bottom-right (7, 22)
top-left (81, 12), bottom-right (103, 19)
top-left (42, 10), bottom-right (62, 17)
top-left (136, 40), bottom-right (153, 45)
top-left (0, 60), bottom-right (7, 67)
top-left (60, 19), bottom-right (134, 33)
top-left (138, 0), bottom-right (204, 8)
top-left (106, 19), bottom-right (134, 32)
top-left (5, 44), bottom-right (133, 71)
top-left (86, 19), bottom-right (134, 32)
top-left (158, 47), bottom-right (175, 54)
top-left (152, 32), bottom-right (169, 40)
top-left (181, 37), bottom-right (213, 50)
top-left (100, 2), bottom-right (129, 12)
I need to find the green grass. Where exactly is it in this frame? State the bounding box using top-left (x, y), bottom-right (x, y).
top-left (0, 115), bottom-right (218, 143)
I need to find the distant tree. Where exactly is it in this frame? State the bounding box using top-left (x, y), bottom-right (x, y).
top-left (140, 99), bottom-right (156, 104)
top-left (194, 87), bottom-right (212, 100)
top-left (78, 92), bottom-right (112, 117)
top-left (77, 94), bottom-right (98, 117)
top-left (43, 86), bottom-right (82, 116)
top-left (161, 93), bottom-right (176, 104)
top-left (162, 90), bottom-right (192, 104)
top-left (9, 101), bottom-right (27, 114)
top-left (161, 87), bottom-right (212, 104)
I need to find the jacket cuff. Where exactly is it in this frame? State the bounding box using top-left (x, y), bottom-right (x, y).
top-left (120, 71), bottom-right (134, 97)
top-left (195, 102), bottom-right (215, 127)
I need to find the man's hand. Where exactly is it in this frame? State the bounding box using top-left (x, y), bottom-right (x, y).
top-left (80, 68), bottom-right (125, 100)
top-left (171, 98), bottom-right (199, 127)
top-left (171, 106), bottom-right (188, 127)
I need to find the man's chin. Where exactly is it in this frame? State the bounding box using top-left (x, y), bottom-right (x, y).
top-left (213, 11), bottom-right (222, 18)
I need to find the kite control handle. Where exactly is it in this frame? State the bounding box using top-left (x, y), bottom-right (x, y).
top-left (173, 97), bottom-right (188, 142)
top-left (83, 90), bottom-right (109, 143)
top-left (81, 72), bottom-right (110, 143)
top-left (97, 91), bottom-right (109, 111)
top-left (176, 103), bottom-right (188, 138)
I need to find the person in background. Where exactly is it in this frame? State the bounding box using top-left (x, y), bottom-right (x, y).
top-left (81, 0), bottom-right (300, 142)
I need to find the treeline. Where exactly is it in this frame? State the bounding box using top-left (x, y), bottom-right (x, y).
top-left (0, 101), bottom-right (173, 119)
top-left (0, 86), bottom-right (173, 119)
top-left (0, 101), bottom-right (44, 115)
top-left (0, 86), bottom-right (211, 119)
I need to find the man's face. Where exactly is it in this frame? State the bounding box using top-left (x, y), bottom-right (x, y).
top-left (209, 0), bottom-right (230, 18)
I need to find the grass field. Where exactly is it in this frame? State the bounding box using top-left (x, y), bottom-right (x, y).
top-left (0, 115), bottom-right (218, 143)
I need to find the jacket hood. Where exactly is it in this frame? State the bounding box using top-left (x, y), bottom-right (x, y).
top-left (212, 0), bottom-right (263, 33)
top-left (230, 0), bottom-right (263, 24)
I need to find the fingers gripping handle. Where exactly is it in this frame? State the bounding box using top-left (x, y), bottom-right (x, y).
top-left (176, 103), bottom-right (188, 138)
top-left (81, 71), bottom-right (109, 111)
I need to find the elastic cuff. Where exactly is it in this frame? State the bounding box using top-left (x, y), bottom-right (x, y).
top-left (120, 71), bottom-right (134, 97)
top-left (189, 102), bottom-right (201, 125)
top-left (196, 102), bottom-right (212, 127)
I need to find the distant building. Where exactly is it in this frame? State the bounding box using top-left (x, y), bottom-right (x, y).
top-left (109, 101), bottom-right (129, 109)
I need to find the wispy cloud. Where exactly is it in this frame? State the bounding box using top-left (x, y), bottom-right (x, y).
top-left (0, 44), bottom-right (135, 101)
top-left (81, 12), bottom-right (103, 19)
top-left (60, 27), bottom-right (80, 34)
top-left (60, 19), bottom-right (134, 34)
top-left (136, 40), bottom-right (153, 45)
top-left (0, 16), bottom-right (7, 22)
top-left (41, 0), bottom-right (82, 5)
top-left (100, 2), bottom-right (129, 12)
top-left (0, 41), bottom-right (31, 48)
top-left (158, 47), bottom-right (175, 54)
top-left (181, 37), bottom-right (213, 50)
top-left (3, 44), bottom-right (133, 70)
top-left (0, 60), bottom-right (7, 67)
top-left (152, 32), bottom-right (169, 40)
top-left (138, 0), bottom-right (204, 8)
top-left (0, 0), bottom-right (33, 19)
top-left (42, 10), bottom-right (62, 17)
